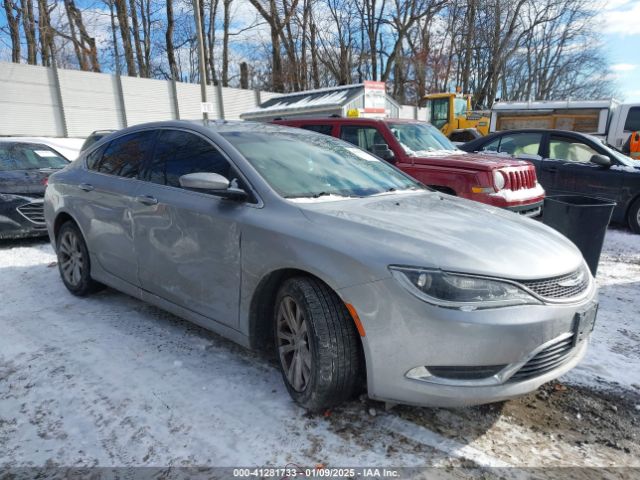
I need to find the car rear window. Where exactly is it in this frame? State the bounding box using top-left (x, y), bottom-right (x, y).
top-left (0, 143), bottom-right (68, 171)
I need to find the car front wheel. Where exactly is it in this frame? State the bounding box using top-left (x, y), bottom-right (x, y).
top-left (56, 221), bottom-right (103, 296)
top-left (628, 198), bottom-right (640, 234)
top-left (274, 277), bottom-right (363, 411)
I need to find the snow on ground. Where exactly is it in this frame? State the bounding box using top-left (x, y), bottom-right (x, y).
top-left (0, 229), bottom-right (639, 469)
top-left (564, 228), bottom-right (640, 389)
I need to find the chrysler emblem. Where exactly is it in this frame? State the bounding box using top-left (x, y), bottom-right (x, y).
top-left (557, 271), bottom-right (584, 288)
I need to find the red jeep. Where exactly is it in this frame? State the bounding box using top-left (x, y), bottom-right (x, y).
top-left (274, 118), bottom-right (545, 215)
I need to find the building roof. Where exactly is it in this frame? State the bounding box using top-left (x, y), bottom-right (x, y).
top-left (242, 84), bottom-right (364, 119)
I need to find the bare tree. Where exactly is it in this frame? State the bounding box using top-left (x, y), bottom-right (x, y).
top-left (114, 0), bottom-right (137, 76)
top-left (2, 0), bottom-right (21, 62)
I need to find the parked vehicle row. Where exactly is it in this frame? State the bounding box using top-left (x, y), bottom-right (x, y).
top-left (461, 129), bottom-right (640, 233)
top-left (43, 120), bottom-right (598, 411)
top-left (274, 117), bottom-right (545, 216)
top-left (0, 141), bottom-right (69, 239)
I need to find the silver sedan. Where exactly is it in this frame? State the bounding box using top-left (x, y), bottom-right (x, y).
top-left (44, 121), bottom-right (598, 410)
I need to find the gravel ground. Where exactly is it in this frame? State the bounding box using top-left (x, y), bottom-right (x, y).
top-left (0, 229), bottom-right (639, 471)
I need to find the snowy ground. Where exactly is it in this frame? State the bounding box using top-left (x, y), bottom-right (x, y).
top-left (0, 229), bottom-right (639, 471)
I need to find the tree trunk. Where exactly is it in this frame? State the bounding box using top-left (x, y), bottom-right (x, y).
top-left (222, 0), bottom-right (232, 86)
top-left (240, 61), bottom-right (248, 89)
top-left (128, 0), bottom-right (146, 76)
top-left (309, 20), bottom-right (319, 88)
top-left (114, 0), bottom-right (137, 76)
top-left (3, 0), bottom-right (21, 62)
top-left (20, 0), bottom-right (37, 64)
top-left (37, 0), bottom-right (53, 66)
top-left (165, 0), bottom-right (178, 80)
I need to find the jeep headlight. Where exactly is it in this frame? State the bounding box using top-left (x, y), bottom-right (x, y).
top-left (389, 266), bottom-right (540, 309)
top-left (493, 170), bottom-right (505, 190)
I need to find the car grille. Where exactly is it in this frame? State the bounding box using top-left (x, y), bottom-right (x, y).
top-left (17, 202), bottom-right (46, 225)
top-left (519, 267), bottom-right (589, 300)
top-left (509, 334), bottom-right (575, 382)
top-left (503, 167), bottom-right (536, 191)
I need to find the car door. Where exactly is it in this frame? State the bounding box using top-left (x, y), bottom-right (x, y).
top-left (80, 130), bottom-right (156, 285)
top-left (132, 128), bottom-right (247, 328)
top-left (542, 134), bottom-right (624, 200)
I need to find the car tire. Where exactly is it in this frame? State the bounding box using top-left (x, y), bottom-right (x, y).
top-left (274, 276), bottom-right (363, 411)
top-left (628, 198), bottom-right (640, 234)
top-left (56, 221), bottom-right (103, 296)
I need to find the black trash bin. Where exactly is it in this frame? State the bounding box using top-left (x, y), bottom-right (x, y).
top-left (542, 195), bottom-right (616, 276)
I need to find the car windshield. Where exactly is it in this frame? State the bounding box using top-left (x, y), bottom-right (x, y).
top-left (0, 143), bottom-right (68, 171)
top-left (220, 129), bottom-right (423, 200)
top-left (387, 122), bottom-right (461, 156)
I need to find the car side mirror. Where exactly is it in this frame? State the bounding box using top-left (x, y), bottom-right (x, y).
top-left (371, 143), bottom-right (396, 162)
top-left (179, 172), bottom-right (247, 200)
top-left (590, 154), bottom-right (611, 168)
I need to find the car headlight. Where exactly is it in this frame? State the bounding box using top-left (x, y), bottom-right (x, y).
top-left (389, 266), bottom-right (541, 309)
top-left (493, 170), bottom-right (505, 190)
top-left (0, 193), bottom-right (20, 202)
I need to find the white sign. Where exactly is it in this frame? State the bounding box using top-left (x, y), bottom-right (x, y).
top-left (201, 102), bottom-right (215, 114)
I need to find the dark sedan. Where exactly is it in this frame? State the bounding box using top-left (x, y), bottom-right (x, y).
top-left (0, 141), bottom-right (69, 239)
top-left (461, 129), bottom-right (640, 232)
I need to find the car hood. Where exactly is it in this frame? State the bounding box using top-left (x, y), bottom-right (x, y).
top-left (297, 191), bottom-right (583, 281)
top-left (410, 151), bottom-right (530, 171)
top-left (0, 168), bottom-right (57, 196)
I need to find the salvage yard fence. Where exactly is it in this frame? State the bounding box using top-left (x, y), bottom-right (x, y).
top-left (0, 62), bottom-right (428, 138)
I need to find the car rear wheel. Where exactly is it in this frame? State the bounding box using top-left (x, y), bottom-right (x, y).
top-left (628, 198), bottom-right (640, 234)
top-left (274, 277), bottom-right (362, 411)
top-left (56, 221), bottom-right (103, 296)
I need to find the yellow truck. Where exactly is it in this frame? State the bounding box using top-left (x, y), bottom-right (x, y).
top-left (424, 92), bottom-right (490, 142)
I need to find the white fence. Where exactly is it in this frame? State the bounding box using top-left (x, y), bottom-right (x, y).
top-left (0, 61), bottom-right (424, 138)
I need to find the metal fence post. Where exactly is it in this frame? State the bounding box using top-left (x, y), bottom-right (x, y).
top-left (216, 83), bottom-right (225, 120)
top-left (170, 79), bottom-right (180, 120)
top-left (114, 74), bottom-right (128, 128)
top-left (50, 62), bottom-right (68, 138)
top-left (414, 105), bottom-right (418, 120)
top-left (254, 89), bottom-right (261, 108)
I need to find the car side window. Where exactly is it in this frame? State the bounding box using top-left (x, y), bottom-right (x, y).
top-left (340, 126), bottom-right (386, 152)
top-left (300, 124), bottom-right (333, 136)
top-left (95, 131), bottom-right (155, 178)
top-left (548, 136), bottom-right (598, 163)
top-left (624, 107), bottom-right (640, 132)
top-left (490, 133), bottom-right (542, 156)
top-left (481, 137), bottom-right (501, 152)
top-left (144, 129), bottom-right (240, 189)
top-left (86, 143), bottom-right (107, 170)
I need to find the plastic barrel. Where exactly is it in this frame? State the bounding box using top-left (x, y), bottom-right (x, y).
top-left (542, 195), bottom-right (616, 276)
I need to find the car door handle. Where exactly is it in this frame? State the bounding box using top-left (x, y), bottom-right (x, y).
top-left (543, 167), bottom-right (558, 173)
top-left (79, 183), bottom-right (94, 192)
top-left (135, 195), bottom-right (158, 206)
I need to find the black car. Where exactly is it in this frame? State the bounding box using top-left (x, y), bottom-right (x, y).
top-left (0, 141), bottom-right (69, 239)
top-left (461, 129), bottom-right (640, 232)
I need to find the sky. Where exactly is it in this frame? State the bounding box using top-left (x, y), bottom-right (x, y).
top-left (602, 0), bottom-right (640, 102)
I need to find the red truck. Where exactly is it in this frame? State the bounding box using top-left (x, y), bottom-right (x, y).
top-left (274, 118), bottom-right (545, 215)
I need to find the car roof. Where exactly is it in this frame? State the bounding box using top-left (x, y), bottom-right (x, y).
top-left (484, 128), bottom-right (591, 137)
top-left (274, 117), bottom-right (422, 125)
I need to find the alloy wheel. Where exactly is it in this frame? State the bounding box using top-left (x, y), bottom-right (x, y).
top-left (276, 296), bottom-right (312, 392)
top-left (58, 230), bottom-right (84, 287)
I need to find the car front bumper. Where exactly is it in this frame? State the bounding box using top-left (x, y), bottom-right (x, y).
top-left (0, 195), bottom-right (47, 239)
top-left (339, 276), bottom-right (597, 407)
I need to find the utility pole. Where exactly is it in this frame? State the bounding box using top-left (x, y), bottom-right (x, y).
top-left (192, 0), bottom-right (208, 121)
